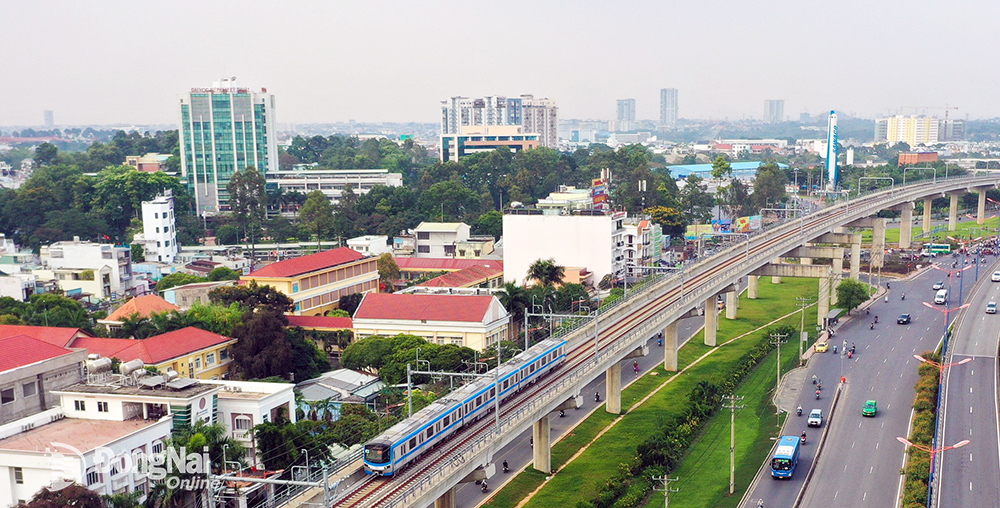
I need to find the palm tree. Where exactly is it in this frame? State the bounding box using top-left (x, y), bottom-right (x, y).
top-left (497, 282), bottom-right (529, 341)
top-left (527, 258), bottom-right (565, 287)
top-left (118, 313), bottom-right (157, 339)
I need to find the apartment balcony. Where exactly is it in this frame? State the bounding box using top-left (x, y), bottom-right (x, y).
top-left (233, 430), bottom-right (252, 441)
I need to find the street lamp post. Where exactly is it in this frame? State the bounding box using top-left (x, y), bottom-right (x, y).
top-left (912, 354), bottom-right (973, 507)
top-left (301, 448), bottom-right (310, 478)
top-left (895, 436), bottom-right (970, 504)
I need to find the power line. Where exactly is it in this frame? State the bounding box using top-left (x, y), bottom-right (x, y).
top-left (651, 475), bottom-right (679, 508)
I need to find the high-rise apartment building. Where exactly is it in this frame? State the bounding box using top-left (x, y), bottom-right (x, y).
top-left (874, 115), bottom-right (952, 146)
top-left (179, 80), bottom-right (277, 215)
top-left (764, 100), bottom-right (785, 123)
top-left (440, 95), bottom-right (558, 148)
top-left (659, 89), bottom-right (678, 129)
top-left (43, 110), bottom-right (54, 128)
top-left (616, 99), bottom-right (636, 122)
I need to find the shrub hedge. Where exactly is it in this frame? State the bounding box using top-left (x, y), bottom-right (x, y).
top-left (900, 350), bottom-right (940, 508)
top-left (576, 324), bottom-right (798, 508)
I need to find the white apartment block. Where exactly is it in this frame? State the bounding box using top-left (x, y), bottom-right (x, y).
top-left (39, 239), bottom-right (137, 299)
top-left (412, 222), bottom-right (471, 258)
top-left (197, 379), bottom-right (296, 469)
top-left (346, 235), bottom-right (392, 257)
top-left (441, 94), bottom-right (558, 149)
top-left (266, 169), bottom-right (403, 206)
top-left (503, 209), bottom-right (627, 286)
top-left (135, 191), bottom-right (178, 264)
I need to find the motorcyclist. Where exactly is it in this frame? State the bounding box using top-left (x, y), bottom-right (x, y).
top-left (595, 391), bottom-right (601, 402)
top-left (815, 389), bottom-right (821, 399)
top-left (886, 282), bottom-right (890, 289)
top-left (812, 374), bottom-right (817, 384)
top-left (503, 460), bottom-right (509, 473)
top-left (885, 295), bottom-right (889, 303)
top-left (874, 315), bottom-right (878, 324)
top-left (801, 431), bottom-right (807, 443)
top-left (870, 321), bottom-right (874, 330)
top-left (797, 405), bottom-right (803, 416)
top-left (901, 292), bottom-right (905, 300)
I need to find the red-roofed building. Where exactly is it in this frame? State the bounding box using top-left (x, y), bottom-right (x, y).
top-left (0, 335), bottom-right (86, 425)
top-left (0, 324), bottom-right (91, 348)
top-left (352, 293), bottom-right (509, 350)
top-left (68, 327), bottom-right (237, 380)
top-left (97, 294), bottom-right (180, 332)
top-left (416, 262), bottom-right (505, 289)
top-left (242, 247), bottom-right (379, 316)
top-left (285, 315), bottom-right (353, 330)
top-left (395, 257), bottom-right (503, 283)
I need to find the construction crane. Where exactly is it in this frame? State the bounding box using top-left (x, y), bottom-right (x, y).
top-left (898, 105), bottom-right (959, 120)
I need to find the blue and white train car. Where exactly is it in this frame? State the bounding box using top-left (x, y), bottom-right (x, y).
top-left (364, 339), bottom-right (567, 476)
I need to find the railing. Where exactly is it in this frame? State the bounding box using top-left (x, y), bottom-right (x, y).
top-left (371, 172), bottom-right (1000, 508)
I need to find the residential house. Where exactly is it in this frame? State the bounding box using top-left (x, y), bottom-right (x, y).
top-left (346, 235), bottom-right (391, 257)
top-left (159, 280), bottom-right (237, 310)
top-left (242, 247), bottom-right (378, 316)
top-left (0, 335), bottom-right (86, 426)
top-left (198, 380), bottom-right (296, 468)
top-left (394, 258), bottom-right (503, 284)
top-left (296, 369), bottom-right (385, 421)
top-left (411, 222), bottom-right (471, 258)
top-left (97, 294), bottom-right (180, 333)
top-left (69, 327), bottom-right (237, 380)
top-left (352, 292), bottom-right (510, 351)
top-left (414, 262), bottom-right (504, 290)
top-left (38, 238), bottom-right (139, 299)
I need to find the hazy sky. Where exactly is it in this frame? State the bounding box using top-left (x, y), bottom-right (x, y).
top-left (3, 0), bottom-right (998, 127)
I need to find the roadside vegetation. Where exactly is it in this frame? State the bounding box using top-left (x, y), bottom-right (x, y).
top-left (899, 350), bottom-right (940, 508)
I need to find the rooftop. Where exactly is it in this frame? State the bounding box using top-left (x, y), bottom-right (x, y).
top-left (103, 294), bottom-right (180, 323)
top-left (0, 335), bottom-right (77, 372)
top-left (354, 293), bottom-right (496, 323)
top-left (413, 222), bottom-right (467, 232)
top-left (0, 324), bottom-right (89, 348)
top-left (0, 417), bottom-right (167, 453)
top-left (55, 380), bottom-right (219, 399)
top-left (394, 258), bottom-right (502, 272)
top-left (285, 315), bottom-right (353, 330)
top-left (246, 247), bottom-right (364, 278)
top-left (417, 263), bottom-right (504, 288)
top-left (69, 327), bottom-right (234, 364)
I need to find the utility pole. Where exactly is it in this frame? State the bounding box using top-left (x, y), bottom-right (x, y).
top-left (770, 332), bottom-right (788, 414)
top-left (651, 475), bottom-right (679, 508)
top-left (722, 395), bottom-right (744, 494)
top-left (796, 297), bottom-right (810, 365)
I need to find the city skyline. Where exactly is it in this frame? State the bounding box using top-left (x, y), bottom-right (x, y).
top-left (2, 0), bottom-right (999, 126)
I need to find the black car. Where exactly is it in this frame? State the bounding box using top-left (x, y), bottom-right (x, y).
top-left (897, 314), bottom-right (911, 324)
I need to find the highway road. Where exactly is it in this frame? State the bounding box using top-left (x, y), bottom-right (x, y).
top-left (747, 263), bottom-right (962, 508)
top-left (456, 305), bottom-right (713, 506)
top-left (936, 255), bottom-right (1000, 506)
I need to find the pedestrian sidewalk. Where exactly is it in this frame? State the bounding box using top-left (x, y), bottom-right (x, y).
top-left (773, 366), bottom-right (809, 414)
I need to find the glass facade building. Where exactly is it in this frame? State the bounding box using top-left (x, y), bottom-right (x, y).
top-left (179, 85), bottom-right (277, 215)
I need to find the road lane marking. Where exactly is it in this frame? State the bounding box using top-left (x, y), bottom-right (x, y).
top-left (881, 422), bottom-right (885, 428)
top-left (971, 406), bottom-right (973, 414)
top-left (887, 404), bottom-right (891, 409)
top-left (864, 492), bottom-right (868, 501)
top-left (876, 442), bottom-right (879, 450)
top-left (971, 387), bottom-right (974, 393)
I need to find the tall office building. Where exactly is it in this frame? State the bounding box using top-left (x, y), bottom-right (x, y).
top-left (659, 89), bottom-right (678, 129)
top-left (764, 100), bottom-right (785, 123)
top-left (616, 99), bottom-right (636, 122)
top-left (179, 80), bottom-right (277, 216)
top-left (43, 110), bottom-right (54, 128)
top-left (440, 95), bottom-right (558, 148)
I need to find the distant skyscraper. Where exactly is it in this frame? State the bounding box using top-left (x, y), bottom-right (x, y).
top-left (43, 110), bottom-right (54, 128)
top-left (659, 89), bottom-right (678, 129)
top-left (765, 100), bottom-right (785, 123)
top-left (440, 95), bottom-right (558, 149)
top-left (179, 80), bottom-right (277, 216)
top-left (616, 99), bottom-right (636, 122)
top-left (874, 115), bottom-right (943, 145)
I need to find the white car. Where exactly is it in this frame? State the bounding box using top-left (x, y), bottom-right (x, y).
top-left (988, 302), bottom-right (997, 314)
top-left (808, 409), bottom-right (824, 427)
top-left (932, 281), bottom-right (945, 290)
top-left (991, 271), bottom-right (1000, 282)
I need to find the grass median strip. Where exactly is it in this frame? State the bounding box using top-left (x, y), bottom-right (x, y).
top-left (483, 278), bottom-right (819, 508)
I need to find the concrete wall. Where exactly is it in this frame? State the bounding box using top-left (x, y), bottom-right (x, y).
top-left (0, 351), bottom-right (85, 426)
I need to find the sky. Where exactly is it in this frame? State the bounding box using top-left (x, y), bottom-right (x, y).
top-left (2, 0), bottom-right (999, 127)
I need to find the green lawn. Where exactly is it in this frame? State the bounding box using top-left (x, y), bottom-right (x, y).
top-left (484, 278), bottom-right (819, 508)
top-left (856, 216), bottom-right (999, 245)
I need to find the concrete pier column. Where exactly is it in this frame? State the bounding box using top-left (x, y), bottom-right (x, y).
top-left (532, 415), bottom-right (551, 472)
top-left (435, 487), bottom-right (456, 508)
top-left (949, 193), bottom-right (959, 231)
top-left (978, 189), bottom-right (987, 225)
top-left (725, 291), bottom-right (738, 319)
top-left (704, 296), bottom-right (718, 346)
top-left (923, 198), bottom-right (933, 234)
top-left (872, 219), bottom-right (886, 269)
top-left (747, 275), bottom-right (759, 299)
top-left (663, 321), bottom-right (678, 372)
top-left (800, 257), bottom-right (813, 265)
top-left (817, 276), bottom-right (830, 327)
top-left (899, 203), bottom-right (913, 249)
top-left (605, 364), bottom-right (622, 414)
top-left (831, 254), bottom-right (844, 305)
top-left (771, 258), bottom-right (782, 284)
top-left (850, 242), bottom-right (861, 280)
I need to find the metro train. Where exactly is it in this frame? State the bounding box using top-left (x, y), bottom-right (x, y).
top-left (363, 338), bottom-right (568, 476)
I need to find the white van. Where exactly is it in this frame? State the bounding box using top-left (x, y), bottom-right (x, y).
top-left (934, 289), bottom-right (948, 305)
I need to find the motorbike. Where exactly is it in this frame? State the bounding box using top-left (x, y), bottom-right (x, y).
top-left (503, 461), bottom-right (509, 473)
top-left (481, 481), bottom-right (488, 493)
top-left (833, 345), bottom-right (838, 354)
top-left (815, 390), bottom-right (821, 399)
top-left (848, 350), bottom-right (854, 359)
top-left (595, 392), bottom-right (601, 402)
top-left (901, 293), bottom-right (905, 300)
top-left (800, 432), bottom-right (807, 444)
top-left (797, 406), bottom-right (803, 416)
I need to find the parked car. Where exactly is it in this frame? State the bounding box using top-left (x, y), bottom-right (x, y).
top-left (988, 302), bottom-right (997, 314)
top-left (863, 399), bottom-right (878, 417)
top-left (808, 408), bottom-right (824, 427)
top-left (897, 314), bottom-right (911, 324)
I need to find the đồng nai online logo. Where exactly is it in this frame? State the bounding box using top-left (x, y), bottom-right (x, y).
top-left (45, 442), bottom-right (224, 491)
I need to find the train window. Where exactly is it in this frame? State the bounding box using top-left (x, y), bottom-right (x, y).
top-left (426, 428), bottom-right (433, 439)
top-left (443, 415), bottom-right (450, 427)
top-left (409, 438), bottom-right (416, 449)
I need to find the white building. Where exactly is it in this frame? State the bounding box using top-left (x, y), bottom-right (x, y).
top-left (660, 88), bottom-right (678, 129)
top-left (503, 209), bottom-right (627, 286)
top-left (412, 222), bottom-right (471, 258)
top-left (199, 379), bottom-right (296, 468)
top-left (266, 169), bottom-right (403, 206)
top-left (39, 239), bottom-right (137, 299)
top-left (346, 235), bottom-right (391, 257)
top-left (441, 95), bottom-right (559, 149)
top-left (133, 191), bottom-right (178, 264)
top-left (764, 99), bottom-right (785, 123)
top-left (0, 273), bottom-right (34, 302)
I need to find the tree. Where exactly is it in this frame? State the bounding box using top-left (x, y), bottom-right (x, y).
top-left (527, 258), bottom-right (565, 287)
top-left (228, 166), bottom-right (267, 261)
top-left (679, 174), bottom-right (715, 224)
top-left (376, 253), bottom-right (399, 292)
top-left (338, 293), bottom-right (364, 316)
top-left (645, 205), bottom-right (686, 238)
top-left (215, 224), bottom-right (240, 245)
top-left (33, 142), bottom-right (59, 166)
top-left (496, 282), bottom-right (529, 340)
top-left (14, 483), bottom-right (103, 508)
top-left (752, 162), bottom-right (788, 211)
top-left (209, 280), bottom-right (293, 313)
top-left (207, 266), bottom-right (241, 281)
top-left (298, 190), bottom-right (334, 248)
top-left (473, 210), bottom-right (503, 239)
top-left (719, 178), bottom-right (754, 219)
top-left (231, 308), bottom-right (295, 379)
top-left (836, 278), bottom-right (870, 315)
top-left (154, 272), bottom-right (206, 292)
top-left (130, 242), bottom-right (145, 263)
top-left (710, 155), bottom-right (732, 180)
